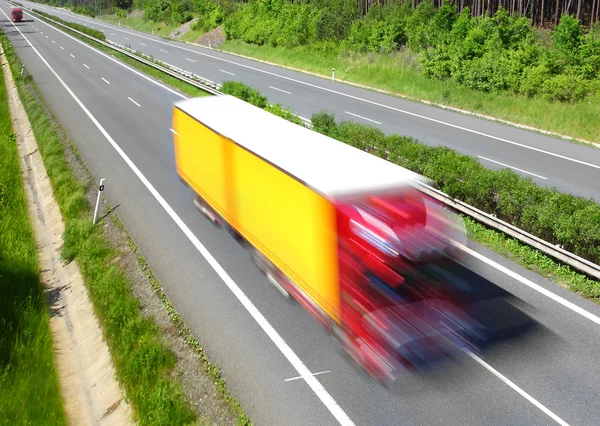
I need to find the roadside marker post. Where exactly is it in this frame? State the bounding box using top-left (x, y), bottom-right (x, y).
top-left (93, 178), bottom-right (105, 225)
top-left (332, 68), bottom-right (335, 81)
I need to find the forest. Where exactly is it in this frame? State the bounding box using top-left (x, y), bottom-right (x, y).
top-left (37, 0), bottom-right (600, 103)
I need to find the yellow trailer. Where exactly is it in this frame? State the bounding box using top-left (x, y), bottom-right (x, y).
top-left (173, 95), bottom-right (427, 326)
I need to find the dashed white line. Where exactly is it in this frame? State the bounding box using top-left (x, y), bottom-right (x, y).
top-left (465, 349), bottom-right (570, 426)
top-left (185, 57), bottom-right (196, 63)
top-left (345, 111), bottom-right (381, 125)
top-left (69, 53), bottom-right (75, 58)
top-left (59, 46), bottom-right (64, 50)
top-left (111, 32), bottom-right (116, 35)
top-left (45, 35), bottom-right (48, 38)
top-left (124, 37), bottom-right (129, 40)
top-left (139, 42), bottom-right (146, 46)
top-left (40, 31), bottom-right (42, 34)
top-left (51, 40), bottom-right (55, 43)
top-left (101, 77), bottom-right (110, 85)
top-left (128, 97), bottom-right (141, 107)
top-left (170, 128), bottom-right (179, 136)
top-left (220, 69), bottom-right (235, 76)
top-left (159, 49), bottom-right (168, 53)
top-left (83, 63), bottom-right (90, 69)
top-left (285, 371), bottom-right (331, 382)
top-left (269, 86), bottom-right (292, 95)
top-left (478, 156), bottom-right (548, 180)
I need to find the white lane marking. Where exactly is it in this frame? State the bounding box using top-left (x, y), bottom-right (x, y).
top-left (345, 111), bottom-right (381, 125)
top-left (185, 57), bottom-right (196, 63)
top-left (170, 128), bottom-right (179, 136)
top-left (28, 12), bottom-right (598, 171)
top-left (2, 13), bottom-right (356, 426)
top-left (19, 8), bottom-right (185, 99)
top-left (59, 46), bottom-right (64, 50)
top-left (478, 156), bottom-right (548, 180)
top-left (83, 63), bottom-right (89, 69)
top-left (111, 32), bottom-right (116, 35)
top-left (285, 371), bottom-right (331, 382)
top-left (159, 49), bottom-right (168, 53)
top-left (69, 53), bottom-right (75, 58)
top-left (139, 42), bottom-right (146, 46)
top-left (101, 77), bottom-right (110, 85)
top-left (128, 97), bottom-right (140, 107)
top-left (45, 35), bottom-right (48, 38)
top-left (124, 37), bottom-right (129, 40)
top-left (40, 31), bottom-right (42, 34)
top-left (220, 69), bottom-right (235, 76)
top-left (269, 86), bottom-right (292, 95)
top-left (454, 242), bottom-right (600, 326)
top-left (51, 40), bottom-right (55, 43)
top-left (465, 350), bottom-right (569, 426)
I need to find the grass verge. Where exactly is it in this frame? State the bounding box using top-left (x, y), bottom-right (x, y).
top-left (98, 13), bottom-right (205, 43)
top-left (30, 10), bottom-right (209, 99)
top-left (464, 217), bottom-right (600, 303)
top-left (219, 40), bottom-right (600, 144)
top-left (0, 44), bottom-right (66, 424)
top-left (1, 30), bottom-right (199, 425)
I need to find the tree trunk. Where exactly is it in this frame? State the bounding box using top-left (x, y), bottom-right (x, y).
top-left (540, 0), bottom-right (545, 26)
top-left (576, 0), bottom-right (583, 21)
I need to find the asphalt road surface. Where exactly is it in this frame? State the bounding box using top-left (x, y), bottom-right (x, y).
top-left (10, 0), bottom-right (600, 204)
top-left (3, 4), bottom-right (600, 425)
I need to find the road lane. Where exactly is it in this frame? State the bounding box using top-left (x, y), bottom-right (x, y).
top-left (3, 6), bottom-right (600, 425)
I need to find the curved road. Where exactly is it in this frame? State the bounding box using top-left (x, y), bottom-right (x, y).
top-left (3, 4), bottom-right (600, 425)
top-left (10, 0), bottom-right (600, 203)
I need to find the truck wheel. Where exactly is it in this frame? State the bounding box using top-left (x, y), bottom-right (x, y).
top-left (252, 249), bottom-right (290, 299)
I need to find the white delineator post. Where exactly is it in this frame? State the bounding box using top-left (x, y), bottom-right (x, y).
top-left (93, 178), bottom-right (105, 225)
top-left (332, 68), bottom-right (335, 81)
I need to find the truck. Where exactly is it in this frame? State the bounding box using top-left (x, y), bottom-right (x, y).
top-left (172, 95), bottom-right (536, 384)
top-left (11, 7), bottom-right (23, 22)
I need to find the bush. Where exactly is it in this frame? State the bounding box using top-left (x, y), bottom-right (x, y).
top-left (220, 80), bottom-right (267, 108)
top-left (310, 112), bottom-right (600, 265)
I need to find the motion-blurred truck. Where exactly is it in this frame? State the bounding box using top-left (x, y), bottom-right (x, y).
top-left (11, 7), bottom-right (23, 22)
top-left (172, 95), bottom-right (535, 384)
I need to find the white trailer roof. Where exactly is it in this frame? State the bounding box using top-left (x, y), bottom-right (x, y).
top-left (175, 95), bottom-right (427, 197)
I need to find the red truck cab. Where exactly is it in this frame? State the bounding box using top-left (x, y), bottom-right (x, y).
top-left (11, 7), bottom-right (23, 22)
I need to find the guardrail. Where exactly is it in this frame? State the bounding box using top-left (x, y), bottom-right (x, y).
top-left (22, 6), bottom-right (600, 282)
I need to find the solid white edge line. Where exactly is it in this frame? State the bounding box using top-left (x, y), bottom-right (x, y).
top-left (454, 242), bottom-right (600, 326)
top-left (128, 97), bottom-right (140, 107)
top-left (29, 6), bottom-right (600, 172)
top-left (345, 111), bottom-right (382, 125)
top-left (220, 69), bottom-right (235, 75)
top-left (465, 349), bottom-right (570, 426)
top-left (478, 156), bottom-right (548, 180)
top-left (2, 9), bottom-right (355, 426)
top-left (269, 85), bottom-right (292, 95)
top-left (102, 77), bottom-right (110, 85)
top-left (16, 6), bottom-right (185, 100)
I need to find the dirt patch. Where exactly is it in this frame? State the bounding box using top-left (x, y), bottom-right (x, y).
top-left (169, 18), bottom-right (199, 39)
top-left (128, 9), bottom-right (144, 19)
top-left (4, 35), bottom-right (241, 426)
top-left (196, 25), bottom-right (225, 48)
top-left (2, 47), bottom-right (133, 425)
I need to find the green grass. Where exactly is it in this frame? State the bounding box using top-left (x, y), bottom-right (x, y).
top-left (219, 40), bottom-right (600, 144)
top-left (0, 44), bottom-right (67, 425)
top-left (464, 216), bottom-right (600, 303)
top-left (96, 13), bottom-right (205, 43)
top-left (1, 31), bottom-right (198, 426)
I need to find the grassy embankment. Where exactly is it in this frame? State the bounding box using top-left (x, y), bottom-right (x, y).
top-left (99, 13), bottom-right (205, 43)
top-left (0, 42), bottom-right (66, 424)
top-left (0, 29), bottom-right (246, 425)
top-left (218, 40), bottom-right (600, 144)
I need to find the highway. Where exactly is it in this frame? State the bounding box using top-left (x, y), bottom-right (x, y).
top-left (9, 0), bottom-right (600, 204)
top-left (3, 3), bottom-right (600, 425)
